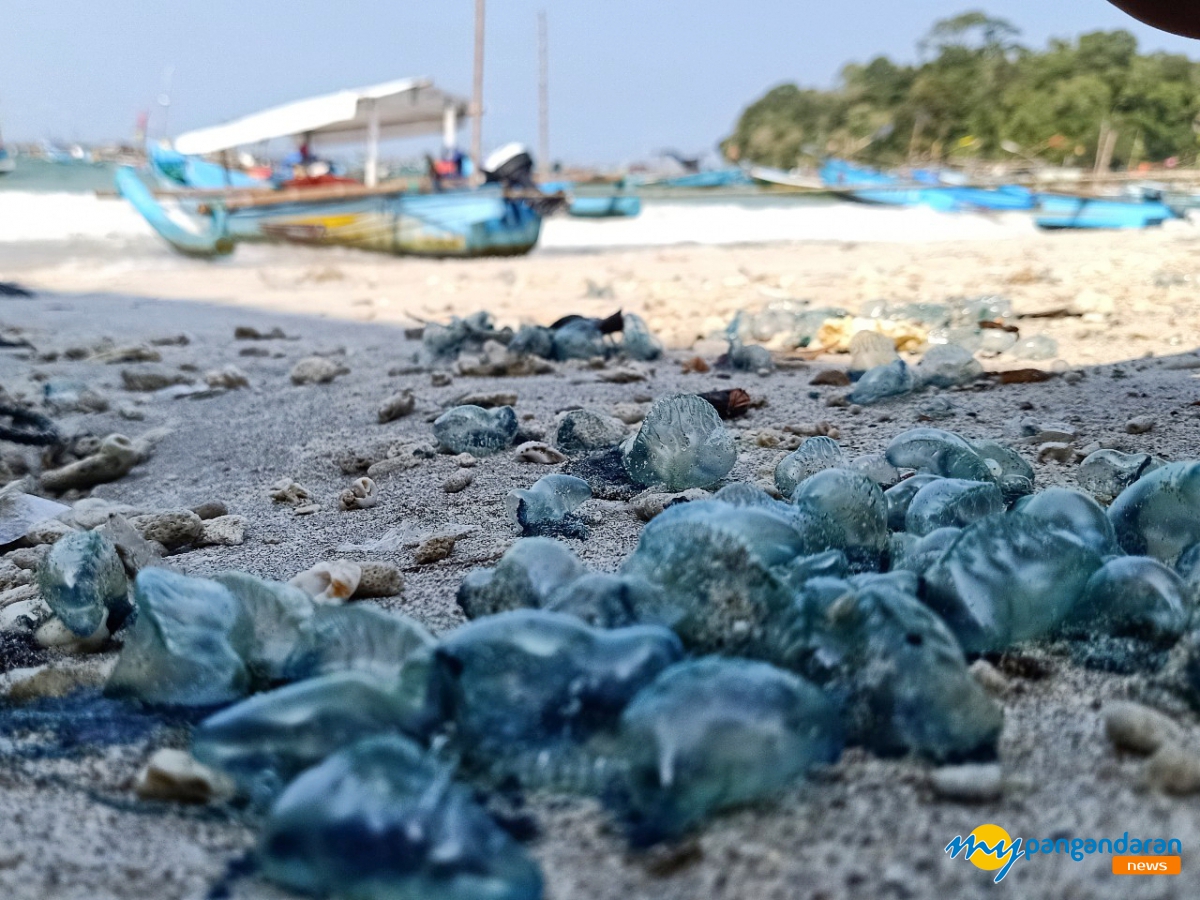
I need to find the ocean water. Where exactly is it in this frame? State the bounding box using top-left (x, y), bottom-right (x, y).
top-left (0, 158), bottom-right (1041, 266)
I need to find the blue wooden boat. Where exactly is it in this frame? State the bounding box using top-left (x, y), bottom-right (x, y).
top-left (540, 180), bottom-right (642, 218)
top-left (117, 166), bottom-right (548, 259)
top-left (645, 167), bottom-right (753, 189)
top-left (819, 159), bottom-right (1035, 212)
top-left (1034, 194), bottom-right (1175, 230)
top-left (119, 79), bottom-right (561, 259)
top-left (564, 195), bottom-right (641, 218)
top-left (149, 146), bottom-right (267, 190)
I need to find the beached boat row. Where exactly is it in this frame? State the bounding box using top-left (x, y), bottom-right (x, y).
top-left (814, 158), bottom-right (1181, 229)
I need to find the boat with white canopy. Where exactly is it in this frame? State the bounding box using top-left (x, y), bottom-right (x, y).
top-left (117, 77), bottom-right (561, 258)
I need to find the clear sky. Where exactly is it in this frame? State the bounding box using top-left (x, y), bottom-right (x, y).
top-left (1, 1), bottom-right (1197, 166)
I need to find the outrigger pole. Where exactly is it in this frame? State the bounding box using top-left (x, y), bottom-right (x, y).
top-left (471, 0), bottom-right (486, 183)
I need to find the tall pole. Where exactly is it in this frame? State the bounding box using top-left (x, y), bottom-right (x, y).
top-left (538, 10), bottom-right (549, 172)
top-left (471, 0), bottom-right (485, 181)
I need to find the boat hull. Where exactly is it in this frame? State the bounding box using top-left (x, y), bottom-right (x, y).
top-left (566, 195), bottom-right (642, 218)
top-left (1034, 194), bottom-right (1174, 230)
top-left (118, 167), bottom-right (544, 259)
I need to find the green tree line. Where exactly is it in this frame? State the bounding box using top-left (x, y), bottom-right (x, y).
top-left (722, 11), bottom-right (1200, 169)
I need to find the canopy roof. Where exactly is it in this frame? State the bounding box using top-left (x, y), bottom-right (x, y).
top-left (174, 78), bottom-right (468, 155)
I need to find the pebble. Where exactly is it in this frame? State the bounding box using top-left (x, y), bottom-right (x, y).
top-left (784, 421), bottom-right (840, 438)
top-left (269, 479), bottom-right (313, 505)
top-left (365, 456), bottom-right (420, 478)
top-left (1144, 744), bottom-right (1200, 795)
top-left (431, 372), bottom-right (453, 387)
top-left (0, 597), bottom-right (48, 631)
top-left (597, 364), bottom-right (648, 383)
top-left (930, 763), bottom-right (1004, 803)
top-left (443, 470), bottom-right (474, 493)
top-left (187, 501), bottom-right (227, 521)
top-left (515, 441), bottom-right (568, 465)
top-left (234, 325), bottom-right (287, 340)
top-left (810, 370), bottom-right (851, 387)
top-left (1104, 701), bottom-right (1183, 755)
top-left (4, 659), bottom-right (113, 702)
top-left (290, 357), bottom-right (348, 385)
top-left (40, 434), bottom-right (142, 493)
top-left (455, 391), bottom-right (517, 408)
top-left (352, 562), bottom-right (404, 598)
top-left (611, 402), bottom-right (649, 425)
top-left (23, 519), bottom-right (75, 545)
top-left (203, 365), bottom-right (250, 390)
top-left (294, 503), bottom-right (321, 516)
top-left (1125, 416), bottom-right (1156, 435)
top-left (415, 534), bottom-right (458, 564)
top-left (630, 488), bottom-right (710, 521)
top-left (199, 515), bottom-right (247, 547)
top-left (34, 617), bottom-right (108, 653)
top-left (134, 749), bottom-right (235, 804)
top-left (1037, 442), bottom-right (1075, 463)
top-left (968, 659), bottom-right (1010, 696)
top-left (120, 366), bottom-right (191, 392)
top-left (454, 453), bottom-right (478, 467)
top-left (377, 390), bottom-right (416, 423)
top-left (128, 510), bottom-right (204, 548)
top-left (5, 548), bottom-right (44, 570)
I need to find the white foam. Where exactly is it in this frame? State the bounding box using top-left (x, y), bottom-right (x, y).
top-left (0, 190), bottom-right (1036, 251)
top-left (0, 191), bottom-right (153, 242)
top-left (540, 200), bottom-right (1037, 249)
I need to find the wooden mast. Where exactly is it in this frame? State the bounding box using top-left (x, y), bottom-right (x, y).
top-left (471, 0), bottom-right (486, 183)
top-left (538, 10), bottom-right (549, 172)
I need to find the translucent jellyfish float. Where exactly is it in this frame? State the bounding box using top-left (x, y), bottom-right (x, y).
top-left (106, 569), bottom-right (253, 707)
top-left (433, 405), bottom-right (519, 455)
top-left (259, 736), bottom-right (544, 900)
top-left (38, 530), bottom-right (130, 637)
top-left (622, 393), bottom-right (736, 491)
top-left (768, 573), bottom-right (1002, 761)
top-left (921, 513), bottom-right (1103, 654)
top-left (611, 658), bottom-right (841, 845)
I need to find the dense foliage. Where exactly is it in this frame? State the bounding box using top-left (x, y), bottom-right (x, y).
top-left (722, 11), bottom-right (1200, 169)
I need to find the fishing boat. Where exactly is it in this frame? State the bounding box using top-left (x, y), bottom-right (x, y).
top-left (118, 78), bottom-right (561, 259)
top-left (819, 158), bottom-right (1035, 212)
top-left (747, 165), bottom-right (825, 191)
top-left (1033, 193), bottom-right (1176, 230)
top-left (540, 180), bottom-right (641, 218)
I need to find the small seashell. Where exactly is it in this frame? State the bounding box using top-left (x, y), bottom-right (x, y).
top-left (135, 748), bottom-right (235, 804)
top-left (515, 441), bottom-right (567, 465)
top-left (698, 388), bottom-right (753, 420)
top-left (338, 477), bottom-right (378, 511)
top-left (289, 561), bottom-right (362, 603)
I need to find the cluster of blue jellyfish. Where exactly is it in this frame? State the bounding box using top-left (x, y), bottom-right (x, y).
top-left (33, 405), bottom-right (1200, 900)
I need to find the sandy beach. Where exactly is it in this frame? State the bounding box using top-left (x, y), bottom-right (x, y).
top-left (3, 218), bottom-right (1200, 900)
